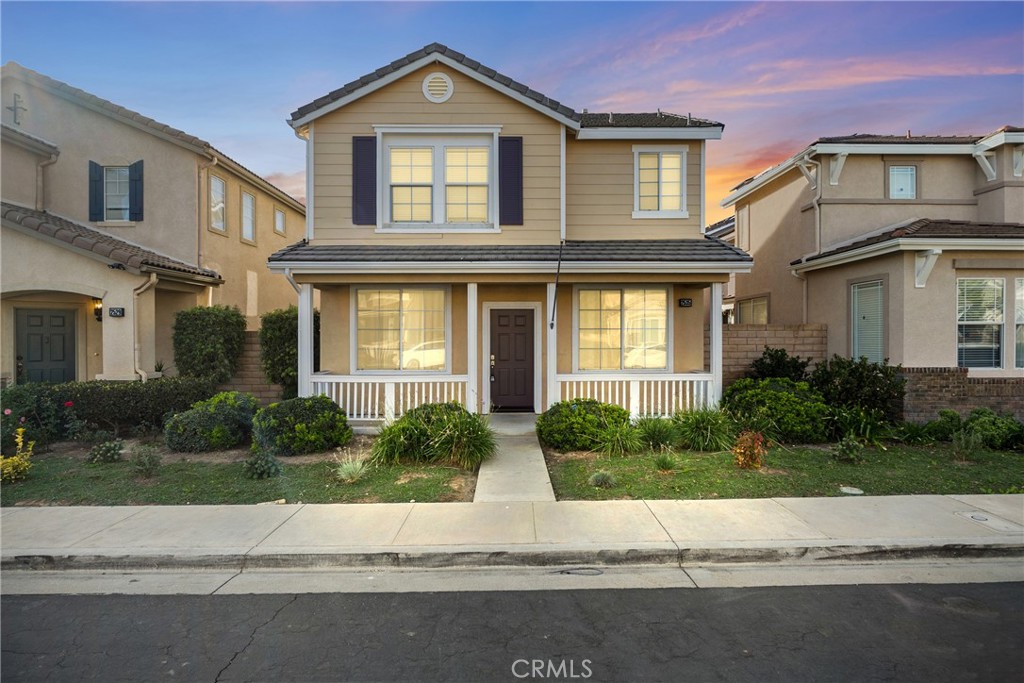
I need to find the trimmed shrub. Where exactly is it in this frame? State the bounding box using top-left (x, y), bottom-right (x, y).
top-left (722, 378), bottom-right (829, 444)
top-left (370, 402), bottom-right (496, 469)
top-left (244, 449), bottom-right (283, 479)
top-left (164, 391), bottom-right (258, 453)
top-left (673, 407), bottom-right (735, 452)
top-left (827, 406), bottom-right (892, 445)
top-left (749, 346), bottom-right (810, 382)
top-left (962, 408), bottom-right (1024, 451)
top-left (259, 306), bottom-right (321, 400)
top-left (809, 355), bottom-right (905, 423)
top-left (54, 377), bottom-right (217, 435)
top-left (535, 399), bottom-right (631, 452)
top-left (88, 439), bottom-right (124, 463)
top-left (252, 395), bottom-right (352, 456)
top-left (926, 409), bottom-right (963, 442)
top-left (172, 305), bottom-right (247, 384)
top-left (635, 417), bottom-right (677, 452)
top-left (1, 383), bottom-right (69, 452)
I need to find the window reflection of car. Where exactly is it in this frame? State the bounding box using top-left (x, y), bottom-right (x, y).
top-left (403, 340), bottom-right (446, 370)
top-left (624, 343), bottom-right (666, 369)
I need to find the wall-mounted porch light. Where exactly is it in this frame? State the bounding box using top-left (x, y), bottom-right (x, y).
top-left (92, 298), bottom-right (103, 323)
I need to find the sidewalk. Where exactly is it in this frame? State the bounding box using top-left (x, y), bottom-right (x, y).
top-left (2, 494), bottom-right (1021, 571)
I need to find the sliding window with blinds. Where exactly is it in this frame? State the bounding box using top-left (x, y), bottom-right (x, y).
top-left (957, 278), bottom-right (1004, 369)
top-left (851, 280), bottom-right (884, 363)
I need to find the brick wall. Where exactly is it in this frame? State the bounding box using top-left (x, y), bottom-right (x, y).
top-left (218, 331), bottom-right (283, 405)
top-left (901, 367), bottom-right (1024, 423)
top-left (718, 324), bottom-right (828, 386)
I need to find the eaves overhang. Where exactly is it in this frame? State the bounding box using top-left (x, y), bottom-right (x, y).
top-left (790, 238), bottom-right (1024, 274)
top-left (576, 126), bottom-right (723, 141)
top-left (268, 260), bottom-right (753, 276)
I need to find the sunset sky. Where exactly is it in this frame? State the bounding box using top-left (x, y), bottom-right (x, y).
top-left (3, 1), bottom-right (1022, 224)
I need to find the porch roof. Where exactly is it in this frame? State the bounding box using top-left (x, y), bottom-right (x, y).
top-left (268, 237), bottom-right (751, 272)
top-left (1, 202), bottom-right (224, 283)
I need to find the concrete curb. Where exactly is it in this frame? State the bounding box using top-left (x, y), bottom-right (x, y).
top-left (5, 542), bottom-right (1021, 572)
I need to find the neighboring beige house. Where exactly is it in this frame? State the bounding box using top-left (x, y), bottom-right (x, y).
top-left (721, 129), bottom-right (1024, 376)
top-left (1, 62), bottom-right (305, 384)
top-left (705, 216), bottom-right (737, 323)
top-left (268, 43), bottom-right (751, 421)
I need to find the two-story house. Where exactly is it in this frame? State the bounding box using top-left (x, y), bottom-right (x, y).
top-left (721, 130), bottom-right (1024, 376)
top-left (268, 44), bottom-right (751, 421)
top-left (1, 62), bottom-right (305, 384)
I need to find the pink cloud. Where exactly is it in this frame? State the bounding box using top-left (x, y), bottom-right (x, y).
top-left (264, 171), bottom-right (306, 205)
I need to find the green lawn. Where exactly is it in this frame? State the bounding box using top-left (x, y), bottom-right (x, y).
top-left (1, 456), bottom-right (472, 506)
top-left (547, 443), bottom-right (1024, 501)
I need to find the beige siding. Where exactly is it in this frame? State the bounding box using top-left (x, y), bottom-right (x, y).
top-left (565, 138), bottom-right (703, 240)
top-left (311, 64), bottom-right (562, 246)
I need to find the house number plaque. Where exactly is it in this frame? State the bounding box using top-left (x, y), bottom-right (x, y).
top-left (108, 308), bottom-right (125, 318)
top-left (677, 298), bottom-right (693, 308)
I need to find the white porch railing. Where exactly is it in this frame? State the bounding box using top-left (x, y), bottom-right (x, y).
top-left (556, 373), bottom-right (716, 418)
top-left (312, 374), bottom-right (469, 421)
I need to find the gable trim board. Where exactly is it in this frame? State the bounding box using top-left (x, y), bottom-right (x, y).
top-left (791, 237), bottom-right (1023, 274)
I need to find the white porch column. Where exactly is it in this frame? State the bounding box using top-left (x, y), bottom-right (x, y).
top-left (710, 282), bottom-right (723, 405)
top-left (546, 282), bottom-right (558, 410)
top-left (466, 283), bottom-right (479, 414)
top-left (297, 283), bottom-right (314, 397)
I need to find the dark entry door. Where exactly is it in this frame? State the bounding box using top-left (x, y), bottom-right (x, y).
top-left (489, 309), bottom-right (534, 411)
top-left (16, 309), bottom-right (76, 383)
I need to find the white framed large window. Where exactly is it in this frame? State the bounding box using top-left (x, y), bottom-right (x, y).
top-left (104, 167), bottom-right (130, 221)
top-left (1015, 278), bottom-right (1023, 369)
top-left (355, 288), bottom-right (448, 372)
top-left (957, 278), bottom-right (1004, 369)
top-left (577, 287), bottom-right (668, 371)
top-left (210, 176), bottom-right (226, 232)
top-left (633, 146), bottom-right (688, 219)
top-left (851, 280), bottom-right (884, 363)
top-left (378, 128), bottom-right (498, 231)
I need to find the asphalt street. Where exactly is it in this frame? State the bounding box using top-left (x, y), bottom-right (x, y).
top-left (3, 582), bottom-right (1022, 682)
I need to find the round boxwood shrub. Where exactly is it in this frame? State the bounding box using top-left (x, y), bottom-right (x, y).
top-left (164, 391), bottom-right (258, 453)
top-left (722, 378), bottom-right (829, 444)
top-left (535, 398), bottom-right (631, 452)
top-left (252, 395), bottom-right (352, 456)
top-left (172, 305), bottom-right (247, 384)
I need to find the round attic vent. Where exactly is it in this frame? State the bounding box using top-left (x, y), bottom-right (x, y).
top-left (423, 72), bottom-right (453, 103)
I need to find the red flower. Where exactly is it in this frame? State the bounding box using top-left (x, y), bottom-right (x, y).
top-left (64, 401), bottom-right (74, 408)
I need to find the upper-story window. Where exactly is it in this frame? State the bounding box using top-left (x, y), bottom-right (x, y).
top-left (274, 208), bottom-right (286, 235)
top-left (241, 191), bottom-right (256, 242)
top-left (89, 160), bottom-right (143, 223)
top-left (888, 165), bottom-right (917, 199)
top-left (633, 146), bottom-right (688, 219)
top-left (383, 135), bottom-right (494, 228)
top-left (210, 176), bottom-right (226, 232)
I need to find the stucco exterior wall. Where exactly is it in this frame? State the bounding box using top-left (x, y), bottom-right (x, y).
top-left (310, 64), bottom-right (562, 246)
top-left (0, 140), bottom-right (41, 207)
top-left (565, 139), bottom-right (703, 240)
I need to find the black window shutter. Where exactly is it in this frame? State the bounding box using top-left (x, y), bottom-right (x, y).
top-left (88, 161), bottom-right (103, 221)
top-left (128, 160), bottom-right (144, 221)
top-left (352, 136), bottom-right (376, 225)
top-left (499, 136), bottom-right (523, 225)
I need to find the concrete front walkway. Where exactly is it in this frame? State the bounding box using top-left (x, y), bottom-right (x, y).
top-left (473, 413), bottom-right (555, 503)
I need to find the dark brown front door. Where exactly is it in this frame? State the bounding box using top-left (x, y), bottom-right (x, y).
top-left (489, 309), bottom-right (534, 411)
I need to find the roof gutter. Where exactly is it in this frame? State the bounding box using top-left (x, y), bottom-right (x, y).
top-left (268, 260), bottom-right (754, 275)
top-left (791, 237), bottom-right (1024, 274)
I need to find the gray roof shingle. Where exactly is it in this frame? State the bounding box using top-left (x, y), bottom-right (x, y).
top-left (1, 202), bottom-right (223, 282)
top-left (580, 112), bottom-right (722, 129)
top-left (816, 133), bottom-right (983, 145)
top-left (793, 219), bottom-right (1024, 265)
top-left (269, 238), bottom-right (751, 265)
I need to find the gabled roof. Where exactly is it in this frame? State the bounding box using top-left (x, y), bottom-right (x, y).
top-left (267, 238), bottom-right (751, 274)
top-left (790, 218), bottom-right (1024, 270)
top-left (1, 122), bottom-right (59, 156)
top-left (1, 202), bottom-right (223, 283)
top-left (2, 62), bottom-right (305, 213)
top-left (289, 43), bottom-right (723, 137)
top-left (705, 216), bottom-right (735, 240)
top-left (815, 133), bottom-right (983, 145)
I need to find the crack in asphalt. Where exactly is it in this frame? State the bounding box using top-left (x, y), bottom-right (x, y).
top-left (213, 595), bottom-right (298, 683)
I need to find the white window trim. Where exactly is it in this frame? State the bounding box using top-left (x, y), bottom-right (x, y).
top-left (374, 125), bottom-right (501, 233)
top-left (241, 191), bottom-right (256, 243)
top-left (571, 284), bottom-right (674, 374)
top-left (851, 280), bottom-right (885, 363)
top-left (888, 164), bottom-right (917, 200)
top-left (1016, 278), bottom-right (1024, 369)
top-left (210, 175), bottom-right (227, 232)
top-left (274, 207), bottom-right (286, 235)
top-left (956, 277), bottom-right (1005, 371)
top-left (632, 145), bottom-right (689, 219)
top-left (103, 166), bottom-right (130, 222)
top-left (349, 285), bottom-right (452, 375)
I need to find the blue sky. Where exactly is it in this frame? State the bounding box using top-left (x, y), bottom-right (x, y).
top-left (3, 1), bottom-right (1022, 222)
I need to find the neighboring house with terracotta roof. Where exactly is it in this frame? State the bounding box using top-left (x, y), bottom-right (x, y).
top-left (1, 62), bottom-right (305, 384)
top-left (721, 129), bottom-right (1024, 376)
top-left (270, 43), bottom-right (751, 421)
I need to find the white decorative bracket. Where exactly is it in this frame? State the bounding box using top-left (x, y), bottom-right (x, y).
top-left (915, 249), bottom-right (942, 288)
top-left (829, 153), bottom-right (848, 186)
top-left (974, 151), bottom-right (997, 182)
top-left (1013, 145), bottom-right (1023, 177)
top-left (797, 160), bottom-right (817, 188)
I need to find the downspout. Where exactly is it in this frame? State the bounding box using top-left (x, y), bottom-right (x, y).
top-left (36, 152), bottom-right (59, 211)
top-left (283, 268), bottom-right (302, 295)
top-left (550, 240), bottom-right (565, 330)
top-left (799, 152), bottom-right (822, 324)
top-left (791, 269), bottom-right (808, 324)
top-left (198, 151), bottom-right (219, 305)
top-left (133, 273), bottom-right (158, 382)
